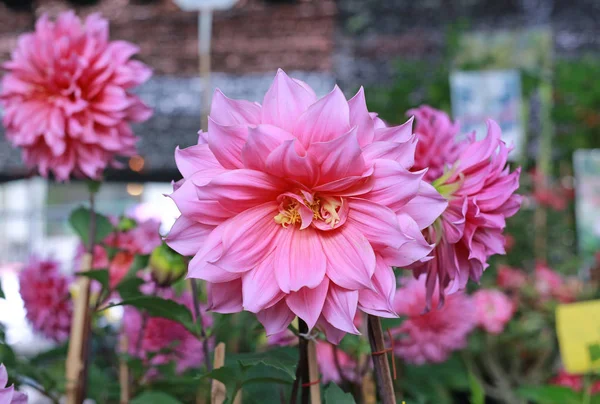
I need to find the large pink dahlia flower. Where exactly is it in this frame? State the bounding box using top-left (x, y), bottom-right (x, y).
top-left (19, 257), bottom-right (73, 343)
top-left (166, 69), bottom-right (446, 343)
top-left (409, 108), bottom-right (521, 306)
top-left (1, 11), bottom-right (152, 181)
top-left (391, 275), bottom-right (476, 365)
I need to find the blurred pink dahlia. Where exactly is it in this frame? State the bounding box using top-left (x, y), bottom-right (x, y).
top-left (473, 289), bottom-right (514, 334)
top-left (410, 110), bottom-right (521, 306)
top-left (166, 69), bottom-right (446, 343)
top-left (19, 257), bottom-right (73, 343)
top-left (391, 275), bottom-right (476, 365)
top-left (0, 364), bottom-right (27, 403)
top-left (121, 288), bottom-right (212, 373)
top-left (1, 11), bottom-right (152, 181)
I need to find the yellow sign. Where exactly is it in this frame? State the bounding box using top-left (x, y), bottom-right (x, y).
top-left (556, 300), bottom-right (600, 373)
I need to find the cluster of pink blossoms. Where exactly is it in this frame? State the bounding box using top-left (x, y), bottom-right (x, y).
top-left (0, 364), bottom-right (27, 403)
top-left (121, 287), bottom-right (211, 374)
top-left (166, 69), bottom-right (448, 343)
top-left (408, 106), bottom-right (522, 306)
top-left (19, 257), bottom-right (73, 343)
top-left (0, 11), bottom-right (152, 181)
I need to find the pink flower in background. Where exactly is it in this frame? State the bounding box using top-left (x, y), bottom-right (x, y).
top-left (409, 106), bottom-right (464, 181)
top-left (534, 262), bottom-right (564, 300)
top-left (410, 116), bottom-right (521, 306)
top-left (0, 364), bottom-right (27, 403)
top-left (391, 275), bottom-right (476, 365)
top-left (316, 342), bottom-right (360, 384)
top-left (496, 265), bottom-right (527, 291)
top-left (121, 288), bottom-right (212, 373)
top-left (551, 370), bottom-right (600, 394)
top-left (19, 257), bottom-right (72, 342)
top-left (166, 69), bottom-right (446, 343)
top-left (473, 289), bottom-right (514, 334)
top-left (0, 11), bottom-right (152, 181)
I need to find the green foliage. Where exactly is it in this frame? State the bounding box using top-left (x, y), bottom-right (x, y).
top-left (131, 391), bottom-right (183, 404)
top-left (324, 383), bottom-right (356, 403)
top-left (517, 385), bottom-right (583, 404)
top-left (77, 269), bottom-right (110, 293)
top-left (108, 296), bottom-right (196, 335)
top-left (0, 279), bottom-right (4, 299)
top-left (468, 370), bottom-right (485, 404)
top-left (69, 206), bottom-right (113, 246)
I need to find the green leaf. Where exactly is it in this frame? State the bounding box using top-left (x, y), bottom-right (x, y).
top-left (200, 366), bottom-right (242, 404)
top-left (468, 371), bottom-right (485, 404)
top-left (76, 269), bottom-right (109, 293)
top-left (324, 383), bottom-right (356, 403)
top-left (517, 385), bottom-right (582, 404)
top-left (108, 296), bottom-right (196, 334)
top-left (116, 277), bottom-right (144, 300)
top-left (69, 206), bottom-right (113, 246)
top-left (0, 279), bottom-right (4, 299)
top-left (236, 348), bottom-right (298, 379)
top-left (131, 391), bottom-right (183, 404)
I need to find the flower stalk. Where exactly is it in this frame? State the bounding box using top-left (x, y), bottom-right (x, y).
top-left (367, 315), bottom-right (395, 404)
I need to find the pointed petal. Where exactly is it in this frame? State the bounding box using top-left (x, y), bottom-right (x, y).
top-left (322, 285), bottom-right (360, 334)
top-left (242, 252), bottom-right (283, 313)
top-left (210, 89), bottom-right (261, 125)
top-left (207, 117), bottom-right (247, 169)
top-left (365, 159), bottom-right (424, 212)
top-left (175, 143), bottom-right (222, 179)
top-left (373, 117), bottom-right (413, 142)
top-left (257, 300), bottom-right (296, 336)
top-left (0, 364), bottom-right (7, 387)
top-left (286, 278), bottom-right (329, 329)
top-left (348, 87), bottom-right (375, 146)
top-left (294, 86), bottom-right (351, 147)
top-left (347, 198), bottom-right (408, 250)
top-left (317, 316), bottom-right (347, 345)
top-left (265, 139), bottom-right (318, 186)
top-left (188, 225), bottom-right (240, 283)
top-left (275, 227), bottom-right (327, 293)
top-left (241, 124), bottom-right (294, 171)
top-left (362, 135), bottom-right (418, 168)
top-left (262, 69), bottom-right (316, 133)
top-left (170, 179), bottom-right (235, 225)
top-left (321, 225), bottom-right (376, 290)
top-left (207, 280), bottom-right (243, 314)
top-left (309, 128), bottom-right (366, 184)
top-left (381, 213), bottom-right (434, 267)
top-left (402, 181), bottom-right (447, 229)
top-left (358, 255), bottom-right (398, 318)
top-left (165, 215), bottom-right (214, 256)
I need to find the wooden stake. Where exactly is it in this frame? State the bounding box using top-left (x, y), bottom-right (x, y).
top-left (211, 343), bottom-right (241, 404)
top-left (306, 340), bottom-right (321, 404)
top-left (65, 253), bottom-right (93, 404)
top-left (367, 315), bottom-right (395, 404)
top-left (119, 336), bottom-right (129, 404)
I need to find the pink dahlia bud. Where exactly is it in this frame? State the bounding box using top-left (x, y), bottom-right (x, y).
top-left (166, 69), bottom-right (447, 343)
top-left (409, 114), bottom-right (522, 307)
top-left (391, 275), bottom-right (476, 365)
top-left (473, 289), bottom-right (514, 334)
top-left (1, 11), bottom-right (153, 181)
top-left (19, 257), bottom-right (73, 343)
top-left (0, 364), bottom-right (27, 403)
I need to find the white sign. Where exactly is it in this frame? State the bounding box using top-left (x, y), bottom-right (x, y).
top-left (450, 69), bottom-right (524, 161)
top-left (173, 0), bottom-right (237, 10)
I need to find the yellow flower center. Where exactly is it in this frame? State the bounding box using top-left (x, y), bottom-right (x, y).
top-left (274, 194), bottom-right (342, 229)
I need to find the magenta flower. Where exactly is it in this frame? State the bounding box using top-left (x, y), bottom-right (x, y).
top-left (19, 257), bottom-right (73, 343)
top-left (410, 113), bottom-right (521, 306)
top-left (0, 365), bottom-right (27, 403)
top-left (473, 289), bottom-right (514, 334)
top-left (409, 106), bottom-right (464, 182)
top-left (121, 288), bottom-right (212, 373)
top-left (166, 69), bottom-right (446, 343)
top-left (316, 342), bottom-right (360, 384)
top-left (391, 276), bottom-right (476, 365)
top-left (496, 264), bottom-right (527, 291)
top-left (1, 11), bottom-right (152, 181)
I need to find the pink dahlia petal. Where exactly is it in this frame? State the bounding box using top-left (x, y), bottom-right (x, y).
top-left (347, 198), bottom-right (408, 250)
top-left (294, 85), bottom-right (351, 147)
top-left (275, 226), bottom-right (327, 293)
top-left (207, 280), bottom-right (243, 313)
top-left (262, 69), bottom-right (316, 133)
top-left (286, 279), bottom-right (329, 329)
top-left (317, 315), bottom-right (347, 345)
top-left (365, 159), bottom-right (424, 212)
top-left (321, 225), bottom-right (376, 290)
top-left (309, 128), bottom-right (366, 184)
top-left (362, 135), bottom-right (418, 168)
top-left (401, 182), bottom-right (448, 229)
top-left (322, 285), bottom-right (360, 335)
top-left (265, 139), bottom-right (318, 186)
top-left (358, 254), bottom-right (397, 318)
top-left (241, 124), bottom-right (294, 171)
top-left (242, 253), bottom-right (283, 313)
top-left (373, 117), bottom-right (413, 143)
top-left (348, 87), bottom-right (375, 147)
top-left (210, 89), bottom-right (261, 126)
top-left (165, 216), bottom-right (213, 256)
top-left (257, 300), bottom-right (296, 336)
top-left (206, 118), bottom-right (248, 169)
top-left (175, 144), bottom-right (222, 179)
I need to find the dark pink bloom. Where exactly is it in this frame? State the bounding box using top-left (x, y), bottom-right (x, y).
top-left (410, 115), bottom-right (522, 306)
top-left (1, 11), bottom-right (152, 181)
top-left (534, 262), bottom-right (580, 303)
top-left (409, 106), bottom-right (464, 182)
top-left (551, 370), bottom-right (600, 394)
top-left (121, 288), bottom-right (212, 373)
top-left (19, 257), bottom-right (72, 342)
top-left (391, 276), bottom-right (476, 365)
top-left (166, 70), bottom-right (446, 343)
top-left (0, 365), bottom-right (27, 403)
top-left (497, 265), bottom-right (527, 291)
top-left (473, 289), bottom-right (514, 334)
